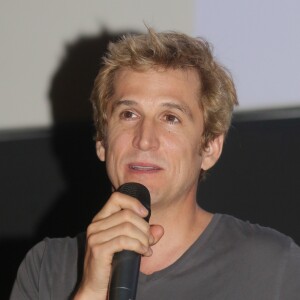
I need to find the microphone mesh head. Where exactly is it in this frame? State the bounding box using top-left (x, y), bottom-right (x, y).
top-left (117, 182), bottom-right (151, 220)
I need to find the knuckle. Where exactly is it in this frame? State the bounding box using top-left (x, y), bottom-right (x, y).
top-left (90, 244), bottom-right (103, 259)
top-left (86, 223), bottom-right (94, 237)
top-left (109, 192), bottom-right (119, 203)
top-left (87, 219), bottom-right (105, 237)
top-left (114, 236), bottom-right (146, 254)
top-left (112, 191), bottom-right (128, 205)
top-left (121, 209), bottom-right (134, 221)
top-left (86, 232), bottom-right (97, 248)
top-left (116, 235), bottom-right (127, 249)
top-left (122, 221), bottom-right (134, 233)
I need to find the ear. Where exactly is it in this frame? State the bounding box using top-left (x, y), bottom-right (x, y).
top-left (201, 134), bottom-right (224, 171)
top-left (96, 140), bottom-right (106, 162)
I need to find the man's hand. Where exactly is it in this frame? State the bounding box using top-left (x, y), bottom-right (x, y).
top-left (73, 191), bottom-right (164, 300)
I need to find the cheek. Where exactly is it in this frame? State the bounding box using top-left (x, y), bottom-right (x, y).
top-left (174, 136), bottom-right (203, 170)
top-left (163, 137), bottom-right (199, 169)
top-left (109, 130), bottom-right (132, 149)
top-left (166, 130), bottom-right (201, 155)
top-left (108, 121), bottom-right (133, 140)
top-left (105, 129), bottom-right (132, 165)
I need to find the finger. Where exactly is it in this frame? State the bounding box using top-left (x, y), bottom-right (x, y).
top-left (93, 192), bottom-right (149, 221)
top-left (91, 209), bottom-right (150, 234)
top-left (88, 235), bottom-right (150, 260)
top-left (111, 210), bottom-right (150, 235)
top-left (142, 225), bottom-right (164, 257)
top-left (149, 225), bottom-right (164, 246)
top-left (87, 222), bottom-right (151, 249)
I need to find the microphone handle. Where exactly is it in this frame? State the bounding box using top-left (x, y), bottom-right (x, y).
top-left (109, 182), bottom-right (151, 300)
top-left (109, 250), bottom-right (141, 300)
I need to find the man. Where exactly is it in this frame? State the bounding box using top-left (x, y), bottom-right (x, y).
top-left (11, 28), bottom-right (300, 299)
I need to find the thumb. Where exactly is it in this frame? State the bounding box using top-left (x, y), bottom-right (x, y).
top-left (149, 224), bottom-right (164, 246)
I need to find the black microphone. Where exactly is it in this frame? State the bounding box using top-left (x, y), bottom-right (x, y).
top-left (109, 182), bottom-right (151, 300)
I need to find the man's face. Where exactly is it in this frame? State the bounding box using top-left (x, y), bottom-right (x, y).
top-left (96, 68), bottom-right (222, 209)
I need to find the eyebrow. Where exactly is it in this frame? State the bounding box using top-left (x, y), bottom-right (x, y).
top-left (111, 99), bottom-right (137, 112)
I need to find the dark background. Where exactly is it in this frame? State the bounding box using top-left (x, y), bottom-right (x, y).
top-left (1, 30), bottom-right (300, 298)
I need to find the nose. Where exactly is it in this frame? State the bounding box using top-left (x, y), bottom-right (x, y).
top-left (132, 118), bottom-right (159, 151)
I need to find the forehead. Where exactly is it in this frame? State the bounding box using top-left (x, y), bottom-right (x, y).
top-left (112, 67), bottom-right (202, 107)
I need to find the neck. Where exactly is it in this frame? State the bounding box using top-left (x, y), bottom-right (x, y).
top-left (141, 199), bottom-right (213, 275)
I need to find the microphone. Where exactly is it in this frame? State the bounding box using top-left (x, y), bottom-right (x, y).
top-left (109, 182), bottom-right (151, 300)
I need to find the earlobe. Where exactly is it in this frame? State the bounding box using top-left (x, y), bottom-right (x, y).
top-left (96, 140), bottom-right (106, 162)
top-left (201, 134), bottom-right (224, 171)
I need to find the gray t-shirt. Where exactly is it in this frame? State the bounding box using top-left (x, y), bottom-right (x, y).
top-left (10, 214), bottom-right (300, 299)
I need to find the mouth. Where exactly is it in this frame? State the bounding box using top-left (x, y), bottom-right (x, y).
top-left (128, 163), bottom-right (162, 172)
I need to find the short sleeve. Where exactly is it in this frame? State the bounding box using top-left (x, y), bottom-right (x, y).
top-left (10, 241), bottom-right (46, 300)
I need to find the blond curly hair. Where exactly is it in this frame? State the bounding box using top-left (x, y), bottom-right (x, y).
top-left (91, 28), bottom-right (238, 149)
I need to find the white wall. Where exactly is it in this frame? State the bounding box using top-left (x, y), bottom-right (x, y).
top-left (1, 0), bottom-right (300, 130)
top-left (195, 0), bottom-right (300, 112)
top-left (0, 0), bottom-right (194, 130)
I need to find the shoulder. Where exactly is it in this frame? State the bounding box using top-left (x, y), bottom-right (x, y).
top-left (215, 214), bottom-right (300, 296)
top-left (37, 233), bottom-right (86, 283)
top-left (24, 233), bottom-right (85, 268)
top-left (42, 232), bottom-right (85, 261)
top-left (217, 213), bottom-right (297, 244)
top-left (10, 233), bottom-right (85, 299)
top-left (215, 214), bottom-right (300, 260)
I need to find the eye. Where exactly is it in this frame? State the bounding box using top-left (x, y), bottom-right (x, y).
top-left (163, 114), bottom-right (180, 124)
top-left (119, 110), bottom-right (138, 120)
